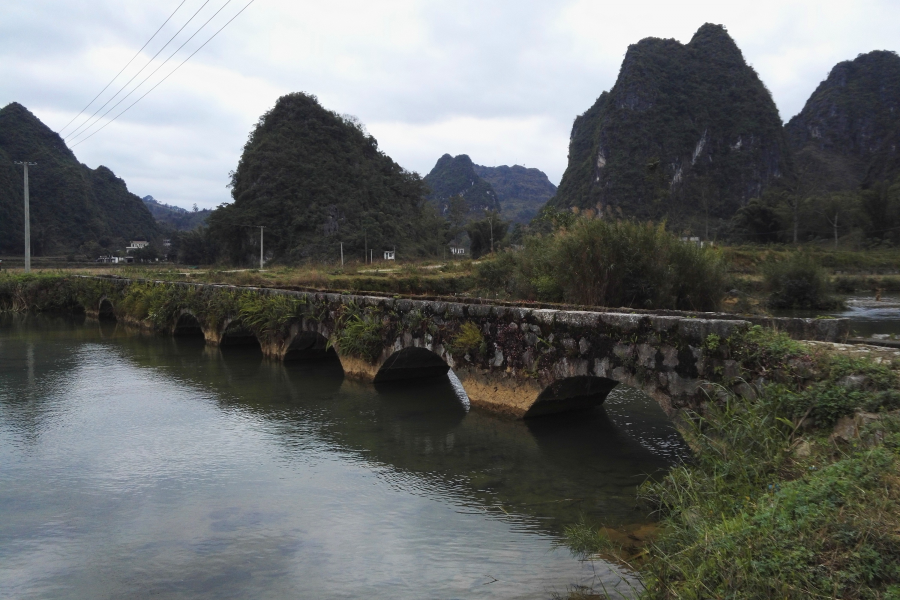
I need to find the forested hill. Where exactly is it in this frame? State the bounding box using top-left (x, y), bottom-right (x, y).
top-left (423, 154), bottom-right (502, 215)
top-left (550, 23), bottom-right (791, 230)
top-left (143, 196), bottom-right (211, 231)
top-left (208, 93), bottom-right (444, 263)
top-left (472, 164), bottom-right (557, 223)
top-left (785, 50), bottom-right (900, 190)
top-left (0, 102), bottom-right (159, 255)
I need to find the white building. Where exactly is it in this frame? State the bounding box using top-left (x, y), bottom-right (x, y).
top-left (126, 240), bottom-right (150, 252)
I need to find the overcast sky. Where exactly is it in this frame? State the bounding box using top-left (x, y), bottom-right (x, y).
top-left (2, 0), bottom-right (898, 210)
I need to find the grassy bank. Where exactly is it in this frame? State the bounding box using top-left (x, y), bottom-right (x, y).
top-left (564, 328), bottom-right (900, 599)
top-left (4, 242), bottom-right (900, 313)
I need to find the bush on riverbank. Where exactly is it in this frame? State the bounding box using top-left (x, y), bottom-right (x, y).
top-left (0, 272), bottom-right (81, 313)
top-left (763, 253), bottom-right (842, 309)
top-left (477, 219), bottom-right (728, 311)
top-left (564, 328), bottom-right (900, 599)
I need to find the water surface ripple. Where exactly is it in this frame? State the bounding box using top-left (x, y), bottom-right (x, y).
top-left (0, 316), bottom-right (687, 599)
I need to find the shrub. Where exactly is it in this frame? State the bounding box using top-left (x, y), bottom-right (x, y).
top-left (333, 304), bottom-right (384, 362)
top-left (763, 253), bottom-right (841, 310)
top-left (449, 321), bottom-right (486, 356)
top-left (478, 219), bottom-right (727, 311)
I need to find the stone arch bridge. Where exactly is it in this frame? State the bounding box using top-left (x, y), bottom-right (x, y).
top-left (85, 278), bottom-right (848, 419)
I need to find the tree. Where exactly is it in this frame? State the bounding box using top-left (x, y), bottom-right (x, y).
top-left (730, 198), bottom-right (780, 243)
top-left (467, 212), bottom-right (508, 259)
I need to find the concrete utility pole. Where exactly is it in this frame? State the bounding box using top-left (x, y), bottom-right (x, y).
top-left (14, 161), bottom-right (37, 273)
top-left (340, 242), bottom-right (344, 266)
top-left (258, 226), bottom-right (265, 270)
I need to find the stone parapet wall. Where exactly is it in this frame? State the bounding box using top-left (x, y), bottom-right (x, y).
top-left (77, 277), bottom-right (849, 419)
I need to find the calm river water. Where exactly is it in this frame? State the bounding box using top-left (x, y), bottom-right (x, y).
top-left (0, 315), bottom-right (687, 600)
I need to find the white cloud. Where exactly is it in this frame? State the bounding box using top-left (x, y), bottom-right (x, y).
top-left (2, 0), bottom-right (898, 209)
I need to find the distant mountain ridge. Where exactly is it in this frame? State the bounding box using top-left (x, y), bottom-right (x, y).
top-left (0, 102), bottom-right (159, 255)
top-left (550, 23), bottom-right (792, 229)
top-left (472, 164), bottom-right (557, 223)
top-left (143, 195), bottom-right (211, 231)
top-left (424, 155), bottom-right (556, 223)
top-left (424, 154), bottom-right (501, 215)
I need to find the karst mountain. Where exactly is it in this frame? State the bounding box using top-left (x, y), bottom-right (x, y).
top-left (0, 102), bottom-right (159, 255)
top-left (550, 23), bottom-right (792, 229)
top-left (207, 93), bottom-right (443, 262)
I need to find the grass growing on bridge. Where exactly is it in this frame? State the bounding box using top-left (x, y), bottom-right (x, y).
top-left (565, 327), bottom-right (900, 599)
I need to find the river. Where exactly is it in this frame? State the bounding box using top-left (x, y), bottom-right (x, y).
top-left (0, 315), bottom-right (688, 599)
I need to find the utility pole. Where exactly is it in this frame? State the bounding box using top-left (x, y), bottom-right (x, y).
top-left (340, 242), bottom-right (344, 266)
top-left (258, 226), bottom-right (265, 270)
top-left (485, 211), bottom-right (495, 254)
top-left (14, 162), bottom-right (37, 273)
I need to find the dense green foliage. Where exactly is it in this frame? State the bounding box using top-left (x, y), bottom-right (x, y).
top-left (566, 327), bottom-right (900, 599)
top-left (763, 252), bottom-right (841, 309)
top-left (472, 164), bottom-right (557, 223)
top-left (786, 50), bottom-right (900, 188)
top-left (0, 103), bottom-right (160, 255)
top-left (476, 218), bottom-right (727, 310)
top-left (208, 93), bottom-right (445, 264)
top-left (748, 50), bottom-right (900, 247)
top-left (551, 24), bottom-right (791, 234)
top-left (424, 154), bottom-right (501, 216)
top-left (142, 196), bottom-right (210, 232)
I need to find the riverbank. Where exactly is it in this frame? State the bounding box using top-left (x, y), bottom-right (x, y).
top-left (564, 328), bottom-right (900, 599)
top-left (4, 272), bottom-right (900, 597)
top-left (3, 245), bottom-right (900, 312)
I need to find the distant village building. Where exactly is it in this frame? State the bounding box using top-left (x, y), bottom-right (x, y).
top-left (679, 236), bottom-right (709, 248)
top-left (383, 250), bottom-right (396, 260)
top-left (126, 240), bottom-right (150, 253)
top-left (96, 256), bottom-right (133, 264)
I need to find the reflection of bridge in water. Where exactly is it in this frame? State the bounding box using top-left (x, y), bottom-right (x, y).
top-left (88, 279), bottom-right (848, 419)
top-left (82, 329), bottom-right (685, 530)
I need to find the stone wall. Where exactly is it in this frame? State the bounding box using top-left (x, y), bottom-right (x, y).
top-left (82, 277), bottom-right (850, 419)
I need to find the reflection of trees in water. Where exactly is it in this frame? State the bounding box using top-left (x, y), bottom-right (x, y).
top-left (1, 316), bottom-right (687, 534)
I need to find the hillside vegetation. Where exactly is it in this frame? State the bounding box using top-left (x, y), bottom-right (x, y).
top-left (473, 164), bottom-right (557, 223)
top-left (551, 23), bottom-right (791, 235)
top-left (207, 93), bottom-right (445, 264)
top-left (0, 103), bottom-right (159, 255)
top-left (424, 154), bottom-right (501, 216)
top-left (143, 196), bottom-right (211, 231)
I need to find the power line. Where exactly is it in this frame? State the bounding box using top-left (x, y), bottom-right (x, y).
top-left (69, 0), bottom-right (235, 145)
top-left (72, 0), bottom-right (256, 148)
top-left (58, 0), bottom-right (188, 136)
top-left (65, 0), bottom-right (214, 142)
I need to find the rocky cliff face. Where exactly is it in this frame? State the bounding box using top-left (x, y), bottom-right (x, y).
top-left (424, 154), bottom-right (501, 215)
top-left (551, 24), bottom-right (791, 228)
top-left (472, 164), bottom-right (557, 223)
top-left (0, 102), bottom-right (159, 255)
top-left (785, 50), bottom-right (900, 189)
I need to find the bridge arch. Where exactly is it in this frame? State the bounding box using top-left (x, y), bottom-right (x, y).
top-left (374, 347), bottom-right (451, 383)
top-left (523, 376), bottom-right (619, 418)
top-left (218, 318), bottom-right (261, 349)
top-left (173, 311), bottom-right (204, 338)
top-left (284, 331), bottom-right (336, 362)
top-left (97, 297), bottom-right (116, 322)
